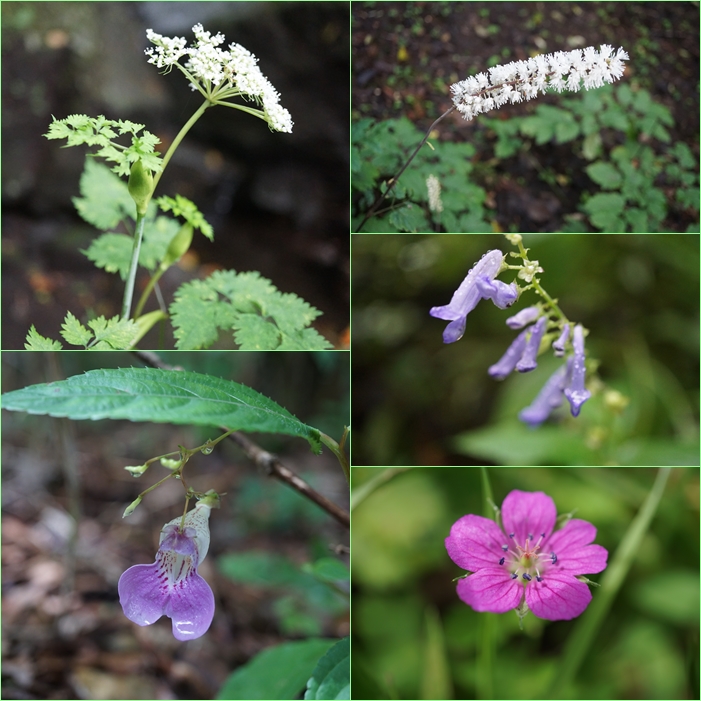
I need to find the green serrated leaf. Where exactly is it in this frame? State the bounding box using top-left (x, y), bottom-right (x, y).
top-left (85, 315), bottom-right (141, 349)
top-left (304, 637), bottom-right (349, 700)
top-left (169, 270), bottom-right (331, 350)
top-left (60, 311), bottom-right (93, 347)
top-left (1, 368), bottom-right (323, 453)
top-left (83, 216), bottom-right (182, 278)
top-left (216, 639), bottom-right (336, 701)
top-left (24, 326), bottom-right (63, 350)
top-left (156, 194), bottom-right (214, 241)
top-left (72, 158), bottom-right (136, 229)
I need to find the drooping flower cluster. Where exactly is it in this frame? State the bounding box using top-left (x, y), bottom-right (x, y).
top-left (446, 490), bottom-right (608, 621)
top-left (430, 250), bottom-right (518, 344)
top-left (430, 247), bottom-right (592, 425)
top-left (118, 498), bottom-right (216, 641)
top-left (451, 44), bottom-right (629, 121)
top-left (145, 24), bottom-right (293, 133)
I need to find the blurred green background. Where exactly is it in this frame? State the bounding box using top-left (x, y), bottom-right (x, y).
top-left (351, 233), bottom-right (700, 466)
top-left (351, 467), bottom-right (699, 700)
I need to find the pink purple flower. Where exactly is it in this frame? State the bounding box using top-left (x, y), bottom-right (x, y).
top-left (445, 490), bottom-right (607, 621)
top-left (118, 500), bottom-right (215, 641)
top-left (430, 250), bottom-right (517, 343)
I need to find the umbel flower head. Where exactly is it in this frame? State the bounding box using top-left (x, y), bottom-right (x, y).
top-left (451, 44), bottom-right (629, 121)
top-left (145, 23), bottom-right (293, 133)
top-left (118, 495), bottom-right (217, 641)
top-left (446, 490), bottom-right (608, 621)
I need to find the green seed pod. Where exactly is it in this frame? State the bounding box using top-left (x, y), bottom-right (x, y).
top-left (161, 222), bottom-right (194, 268)
top-left (128, 159), bottom-right (154, 216)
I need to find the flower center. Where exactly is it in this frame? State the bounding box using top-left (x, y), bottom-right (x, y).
top-left (498, 532), bottom-right (557, 585)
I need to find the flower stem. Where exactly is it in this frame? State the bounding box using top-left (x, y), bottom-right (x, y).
top-left (122, 211), bottom-right (147, 319)
top-left (153, 99), bottom-right (212, 192)
top-left (134, 265), bottom-right (166, 319)
top-left (355, 105), bottom-right (457, 233)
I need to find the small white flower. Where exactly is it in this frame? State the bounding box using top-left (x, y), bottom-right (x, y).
top-left (145, 25), bottom-right (293, 133)
top-left (427, 174), bottom-right (443, 213)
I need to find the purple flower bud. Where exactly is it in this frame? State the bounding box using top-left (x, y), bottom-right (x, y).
top-left (475, 277), bottom-right (519, 309)
top-left (506, 306), bottom-right (540, 329)
top-left (518, 362), bottom-right (569, 427)
top-left (430, 250), bottom-right (506, 344)
top-left (564, 324), bottom-right (591, 416)
top-left (118, 502), bottom-right (215, 641)
top-left (488, 328), bottom-right (529, 380)
top-left (552, 324), bottom-right (570, 357)
top-left (516, 316), bottom-right (548, 373)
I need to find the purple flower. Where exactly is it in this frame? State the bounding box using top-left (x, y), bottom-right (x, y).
top-left (506, 306), bottom-right (540, 329)
top-left (552, 324), bottom-right (570, 357)
top-left (564, 324), bottom-right (591, 416)
top-left (445, 490), bottom-right (608, 621)
top-left (518, 361), bottom-right (569, 427)
top-left (515, 316), bottom-right (548, 372)
top-left (430, 250), bottom-right (517, 344)
top-left (488, 328), bottom-right (529, 380)
top-left (118, 501), bottom-right (215, 641)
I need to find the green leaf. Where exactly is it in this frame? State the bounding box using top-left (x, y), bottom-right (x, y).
top-left (387, 202), bottom-right (428, 232)
top-left (156, 194), bottom-right (214, 241)
top-left (24, 326), bottom-right (63, 350)
top-left (86, 315), bottom-right (141, 349)
top-left (582, 192), bottom-right (626, 230)
top-left (586, 161), bottom-right (623, 190)
top-left (169, 270), bottom-right (332, 350)
top-left (302, 558), bottom-right (350, 584)
top-left (216, 640), bottom-right (336, 701)
top-left (72, 158), bottom-right (136, 229)
top-left (83, 216), bottom-right (181, 278)
top-left (304, 637), bottom-right (349, 700)
top-left (60, 311), bottom-right (92, 347)
top-left (1, 368), bottom-right (323, 453)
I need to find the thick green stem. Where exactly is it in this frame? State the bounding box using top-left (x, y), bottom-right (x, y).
top-left (122, 211), bottom-right (147, 319)
top-left (153, 99), bottom-right (211, 192)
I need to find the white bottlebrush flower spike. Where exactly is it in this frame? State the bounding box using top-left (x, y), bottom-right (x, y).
top-left (427, 174), bottom-right (443, 213)
top-left (451, 44), bottom-right (629, 121)
top-left (145, 23), bottom-right (293, 133)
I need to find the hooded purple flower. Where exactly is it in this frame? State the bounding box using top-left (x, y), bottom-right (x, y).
top-left (564, 324), bottom-right (591, 416)
top-left (118, 500), bottom-right (215, 641)
top-left (430, 250), bottom-right (518, 343)
top-left (445, 490), bottom-right (607, 621)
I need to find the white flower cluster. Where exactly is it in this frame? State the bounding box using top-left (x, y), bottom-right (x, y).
top-left (426, 174), bottom-right (443, 213)
top-left (451, 44), bottom-right (629, 121)
top-left (145, 24), bottom-right (293, 133)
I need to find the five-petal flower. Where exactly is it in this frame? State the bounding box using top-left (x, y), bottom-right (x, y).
top-left (445, 490), bottom-right (607, 621)
top-left (118, 500), bottom-right (215, 641)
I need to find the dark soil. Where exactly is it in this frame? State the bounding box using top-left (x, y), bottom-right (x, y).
top-left (352, 0), bottom-right (700, 232)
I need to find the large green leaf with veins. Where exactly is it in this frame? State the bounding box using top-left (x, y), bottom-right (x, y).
top-left (1, 368), bottom-right (322, 453)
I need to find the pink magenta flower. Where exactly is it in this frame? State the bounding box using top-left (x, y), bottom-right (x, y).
top-left (119, 500), bottom-right (215, 641)
top-left (445, 490), bottom-right (607, 621)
